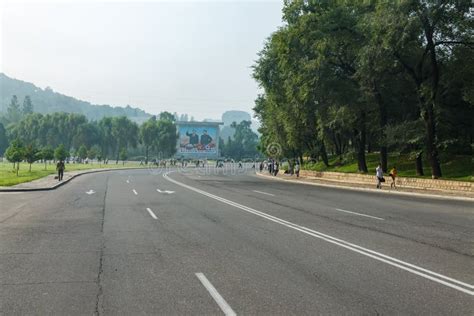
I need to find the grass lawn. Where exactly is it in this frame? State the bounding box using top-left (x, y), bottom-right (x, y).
top-left (302, 153), bottom-right (473, 182)
top-left (0, 160), bottom-right (145, 187)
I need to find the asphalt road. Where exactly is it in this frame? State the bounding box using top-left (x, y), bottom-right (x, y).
top-left (1, 166), bottom-right (473, 315)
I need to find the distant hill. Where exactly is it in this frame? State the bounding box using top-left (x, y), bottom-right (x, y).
top-left (0, 73), bottom-right (152, 123)
top-left (220, 110), bottom-right (259, 140)
top-left (222, 110), bottom-right (251, 126)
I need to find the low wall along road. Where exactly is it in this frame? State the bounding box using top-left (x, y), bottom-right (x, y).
top-left (297, 170), bottom-right (472, 193)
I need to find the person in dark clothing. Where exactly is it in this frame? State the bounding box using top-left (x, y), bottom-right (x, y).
top-left (273, 161), bottom-right (279, 176)
top-left (56, 160), bottom-right (65, 181)
top-left (186, 130), bottom-right (199, 146)
top-left (200, 130), bottom-right (213, 146)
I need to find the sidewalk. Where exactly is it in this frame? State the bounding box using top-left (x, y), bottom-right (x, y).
top-left (0, 167), bottom-right (145, 192)
top-left (256, 171), bottom-right (474, 201)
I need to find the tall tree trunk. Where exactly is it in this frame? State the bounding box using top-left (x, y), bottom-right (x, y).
top-left (373, 81), bottom-right (388, 172)
top-left (356, 111), bottom-right (368, 173)
top-left (115, 144), bottom-right (120, 164)
top-left (415, 152), bottom-right (424, 176)
top-left (423, 17), bottom-right (442, 178)
top-left (331, 134), bottom-right (341, 157)
top-left (380, 146), bottom-right (388, 173)
top-left (423, 104), bottom-right (441, 178)
top-left (320, 141), bottom-right (329, 167)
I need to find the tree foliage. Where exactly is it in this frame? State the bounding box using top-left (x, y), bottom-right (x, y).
top-left (23, 144), bottom-right (39, 171)
top-left (220, 120), bottom-right (259, 160)
top-left (54, 144), bottom-right (68, 161)
top-left (5, 139), bottom-right (24, 175)
top-left (253, 0), bottom-right (473, 178)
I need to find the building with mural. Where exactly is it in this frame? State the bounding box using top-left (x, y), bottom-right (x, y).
top-left (175, 121), bottom-right (223, 159)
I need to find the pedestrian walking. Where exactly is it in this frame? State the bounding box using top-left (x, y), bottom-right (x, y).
top-left (274, 161), bottom-right (279, 176)
top-left (376, 164), bottom-right (384, 189)
top-left (389, 166), bottom-right (398, 188)
top-left (295, 162), bottom-right (300, 178)
top-left (56, 160), bottom-right (65, 181)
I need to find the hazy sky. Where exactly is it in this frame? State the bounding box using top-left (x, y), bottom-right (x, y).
top-left (0, 0), bottom-right (283, 120)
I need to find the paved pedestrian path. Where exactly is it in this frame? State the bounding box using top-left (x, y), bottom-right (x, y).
top-left (0, 167), bottom-right (145, 191)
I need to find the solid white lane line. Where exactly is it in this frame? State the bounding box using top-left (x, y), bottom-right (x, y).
top-left (126, 179), bottom-right (130, 183)
top-left (164, 172), bottom-right (474, 295)
top-left (132, 189), bottom-right (138, 195)
top-left (146, 208), bottom-right (158, 220)
top-left (195, 273), bottom-right (236, 316)
top-left (252, 190), bottom-right (275, 197)
top-left (335, 208), bottom-right (384, 221)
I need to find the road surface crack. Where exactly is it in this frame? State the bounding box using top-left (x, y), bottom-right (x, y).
top-left (94, 176), bottom-right (108, 316)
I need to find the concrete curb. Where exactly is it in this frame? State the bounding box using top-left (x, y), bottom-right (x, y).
top-left (0, 167), bottom-right (148, 192)
top-left (255, 172), bottom-right (474, 202)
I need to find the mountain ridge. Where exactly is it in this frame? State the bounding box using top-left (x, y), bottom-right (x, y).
top-left (0, 73), bottom-right (152, 123)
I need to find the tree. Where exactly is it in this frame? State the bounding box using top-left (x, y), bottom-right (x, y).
top-left (139, 116), bottom-right (158, 164)
top-left (72, 122), bottom-right (99, 150)
top-left (373, 1), bottom-right (473, 178)
top-left (8, 113), bottom-right (43, 146)
top-left (54, 144), bottom-right (68, 161)
top-left (87, 146), bottom-right (99, 165)
top-left (159, 111), bottom-right (176, 122)
top-left (155, 118), bottom-right (178, 158)
top-left (0, 122), bottom-right (8, 155)
top-left (7, 95), bottom-right (21, 124)
top-left (386, 120), bottom-right (425, 176)
top-left (253, 0), bottom-right (472, 177)
top-left (98, 117), bottom-right (115, 161)
top-left (5, 140), bottom-right (24, 176)
top-left (96, 150), bottom-right (103, 166)
top-left (22, 96), bottom-right (34, 115)
top-left (77, 145), bottom-right (88, 162)
top-left (111, 116), bottom-right (138, 163)
top-left (119, 147), bottom-right (128, 165)
top-left (253, 2), bottom-right (371, 171)
top-left (24, 144), bottom-right (39, 172)
top-left (39, 146), bottom-right (54, 170)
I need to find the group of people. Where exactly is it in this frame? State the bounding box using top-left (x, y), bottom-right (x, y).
top-left (258, 158), bottom-right (398, 189)
top-left (55, 155), bottom-right (398, 190)
top-left (259, 159), bottom-right (280, 176)
top-left (259, 159), bottom-right (301, 178)
top-left (376, 164), bottom-right (398, 189)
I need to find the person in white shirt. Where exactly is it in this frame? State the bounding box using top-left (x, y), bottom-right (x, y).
top-left (376, 164), bottom-right (384, 189)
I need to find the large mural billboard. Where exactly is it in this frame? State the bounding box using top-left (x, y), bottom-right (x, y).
top-left (176, 122), bottom-right (222, 158)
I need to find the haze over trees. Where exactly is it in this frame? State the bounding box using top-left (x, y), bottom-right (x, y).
top-left (220, 120), bottom-right (259, 160)
top-left (0, 73), bottom-right (151, 123)
top-left (253, 1), bottom-right (473, 178)
top-left (0, 96), bottom-right (180, 173)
